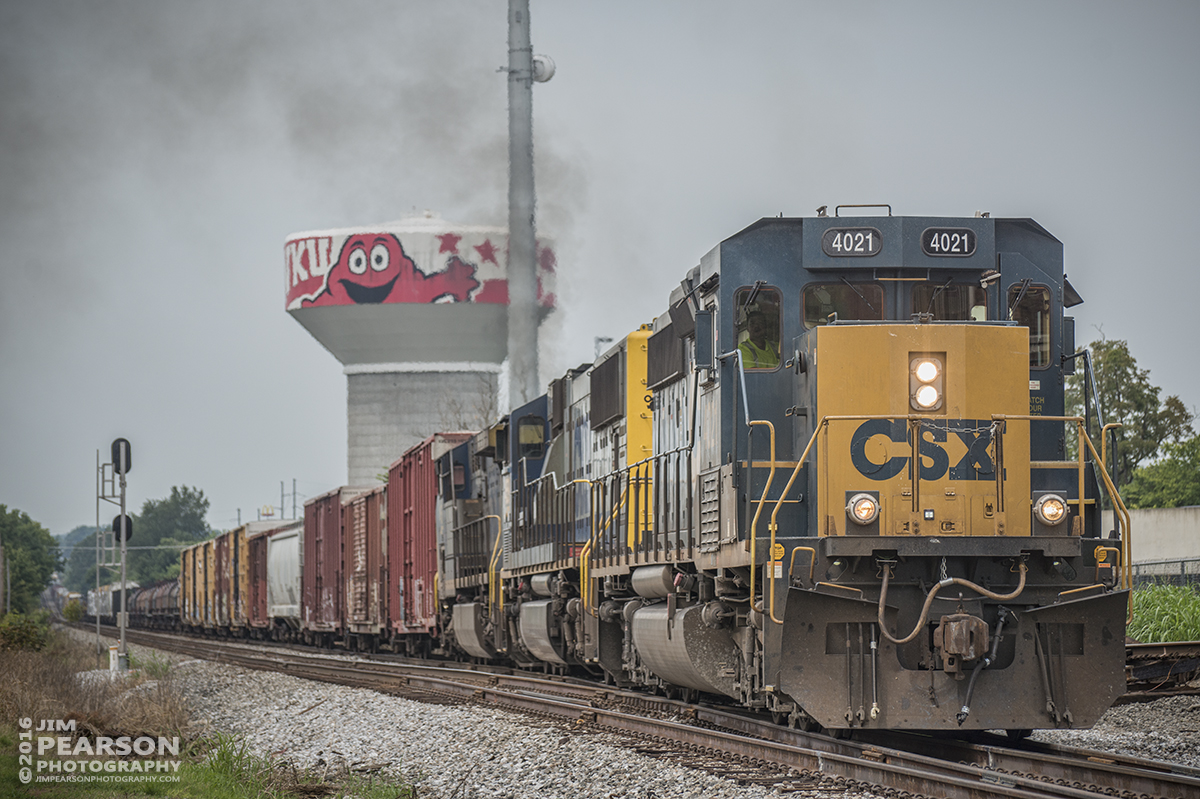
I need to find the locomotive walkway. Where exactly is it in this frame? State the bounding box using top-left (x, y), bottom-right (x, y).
top-left (97, 626), bottom-right (1200, 799)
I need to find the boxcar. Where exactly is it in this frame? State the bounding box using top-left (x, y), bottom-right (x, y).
top-left (389, 432), bottom-right (473, 653)
top-left (303, 487), bottom-right (369, 647)
top-left (226, 522), bottom-right (284, 636)
top-left (343, 485), bottom-right (387, 651)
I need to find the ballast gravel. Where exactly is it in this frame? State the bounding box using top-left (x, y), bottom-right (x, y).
top-left (172, 657), bottom-right (879, 799)
top-left (69, 629), bottom-right (1198, 798)
top-left (1031, 695), bottom-right (1200, 768)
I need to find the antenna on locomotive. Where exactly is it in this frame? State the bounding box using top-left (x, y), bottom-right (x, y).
top-left (816, 206), bottom-right (828, 217)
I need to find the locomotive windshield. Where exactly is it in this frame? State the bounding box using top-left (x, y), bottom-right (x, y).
top-left (802, 283), bottom-right (884, 328)
top-left (1008, 284), bottom-right (1052, 368)
top-left (912, 282), bottom-right (988, 321)
top-left (734, 286), bottom-right (782, 370)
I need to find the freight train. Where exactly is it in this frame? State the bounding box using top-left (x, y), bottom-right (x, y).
top-left (93, 211), bottom-right (1133, 736)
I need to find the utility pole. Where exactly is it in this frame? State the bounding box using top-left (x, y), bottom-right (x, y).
top-left (506, 0), bottom-right (553, 410)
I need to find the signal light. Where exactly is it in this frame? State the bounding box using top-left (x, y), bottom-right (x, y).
top-left (112, 514), bottom-right (133, 541)
top-left (910, 355), bottom-right (944, 412)
top-left (111, 438), bottom-right (131, 475)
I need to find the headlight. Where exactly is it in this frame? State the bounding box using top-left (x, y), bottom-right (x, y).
top-left (913, 384), bottom-right (940, 409)
top-left (846, 493), bottom-right (880, 525)
top-left (909, 354), bottom-right (944, 412)
top-left (914, 359), bottom-right (940, 383)
top-left (1034, 494), bottom-right (1068, 526)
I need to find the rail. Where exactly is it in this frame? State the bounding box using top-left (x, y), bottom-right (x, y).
top-left (84, 624), bottom-right (1200, 799)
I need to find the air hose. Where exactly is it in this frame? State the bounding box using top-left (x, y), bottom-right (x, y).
top-left (957, 607), bottom-right (1013, 725)
top-left (876, 562), bottom-right (1027, 646)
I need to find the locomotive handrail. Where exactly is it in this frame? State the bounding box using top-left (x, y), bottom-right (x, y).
top-left (1101, 422), bottom-right (1123, 535)
top-left (991, 414), bottom-right (1133, 593)
top-left (747, 420), bottom-right (777, 621)
top-left (789, 546), bottom-right (816, 583)
top-left (763, 416), bottom-right (831, 623)
top-left (581, 483), bottom-right (630, 615)
top-left (1094, 546), bottom-right (1122, 585)
top-left (480, 515), bottom-right (503, 630)
top-left (760, 411), bottom-right (1130, 623)
top-left (717, 348), bottom-right (753, 427)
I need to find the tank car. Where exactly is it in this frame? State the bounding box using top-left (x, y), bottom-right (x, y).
top-left (444, 211), bottom-right (1130, 734)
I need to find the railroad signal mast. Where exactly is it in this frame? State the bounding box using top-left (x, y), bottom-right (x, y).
top-left (95, 438), bottom-right (132, 671)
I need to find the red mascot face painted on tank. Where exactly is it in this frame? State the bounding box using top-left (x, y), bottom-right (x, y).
top-left (305, 233), bottom-right (480, 307)
top-left (327, 234), bottom-right (414, 304)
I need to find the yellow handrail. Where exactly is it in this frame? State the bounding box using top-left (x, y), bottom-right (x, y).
top-left (763, 417), bottom-right (830, 624)
top-left (1079, 432), bottom-right (1133, 596)
top-left (991, 415), bottom-right (1133, 593)
top-left (789, 546), bottom-right (816, 584)
top-left (747, 420), bottom-right (777, 620)
top-left (582, 482), bottom-right (628, 614)
top-left (1093, 546), bottom-right (1122, 586)
top-left (1101, 423), bottom-right (1122, 475)
top-left (482, 515), bottom-right (502, 620)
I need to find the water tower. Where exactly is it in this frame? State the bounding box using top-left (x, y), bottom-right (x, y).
top-left (285, 211), bottom-right (556, 485)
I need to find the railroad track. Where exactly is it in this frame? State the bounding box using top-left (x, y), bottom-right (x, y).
top-left (1124, 641), bottom-right (1200, 701)
top-left (86, 626), bottom-right (1200, 799)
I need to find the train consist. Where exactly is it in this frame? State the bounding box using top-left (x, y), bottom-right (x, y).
top-left (93, 212), bottom-right (1134, 735)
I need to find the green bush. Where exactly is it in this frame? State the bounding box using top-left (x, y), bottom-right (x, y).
top-left (0, 612), bottom-right (50, 651)
top-left (62, 597), bottom-right (83, 623)
top-left (1129, 583), bottom-right (1200, 643)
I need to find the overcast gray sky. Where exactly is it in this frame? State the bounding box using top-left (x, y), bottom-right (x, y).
top-left (3, 1), bottom-right (1197, 536)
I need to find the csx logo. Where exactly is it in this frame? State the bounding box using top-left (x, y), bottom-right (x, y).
top-left (849, 419), bottom-right (995, 482)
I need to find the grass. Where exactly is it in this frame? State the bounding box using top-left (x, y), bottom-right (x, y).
top-left (1128, 583), bottom-right (1200, 643)
top-left (0, 629), bottom-right (416, 798)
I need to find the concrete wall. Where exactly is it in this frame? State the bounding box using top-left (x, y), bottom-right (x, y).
top-left (346, 370), bottom-right (498, 486)
top-left (1102, 506), bottom-right (1200, 563)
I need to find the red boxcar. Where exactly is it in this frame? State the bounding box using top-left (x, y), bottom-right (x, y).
top-left (388, 433), bottom-right (472, 649)
top-left (247, 525), bottom-right (271, 636)
top-left (343, 485), bottom-right (387, 650)
top-left (303, 486), bottom-right (368, 646)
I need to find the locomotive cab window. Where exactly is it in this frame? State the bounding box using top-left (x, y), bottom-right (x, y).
top-left (1008, 284), bottom-right (1051, 368)
top-left (912, 283), bottom-right (988, 321)
top-left (516, 415), bottom-right (546, 461)
top-left (734, 285), bottom-right (781, 370)
top-left (802, 283), bottom-right (884, 329)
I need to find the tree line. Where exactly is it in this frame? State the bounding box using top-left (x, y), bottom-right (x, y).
top-left (1066, 338), bottom-right (1197, 508)
top-left (60, 485), bottom-right (213, 595)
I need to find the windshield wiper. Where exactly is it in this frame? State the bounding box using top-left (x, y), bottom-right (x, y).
top-left (926, 277), bottom-right (954, 317)
top-left (839, 277), bottom-right (876, 314)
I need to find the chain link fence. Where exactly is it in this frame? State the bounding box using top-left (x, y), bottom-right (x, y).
top-left (1132, 558), bottom-right (1200, 588)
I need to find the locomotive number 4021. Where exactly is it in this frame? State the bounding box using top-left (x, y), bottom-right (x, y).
top-left (821, 227), bottom-right (882, 257)
top-left (921, 227), bottom-right (977, 257)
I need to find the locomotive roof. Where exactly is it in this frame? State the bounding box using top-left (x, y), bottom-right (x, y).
top-left (726, 213), bottom-right (1060, 245)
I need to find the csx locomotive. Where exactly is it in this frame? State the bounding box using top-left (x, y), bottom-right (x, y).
top-left (163, 210), bottom-right (1131, 736)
